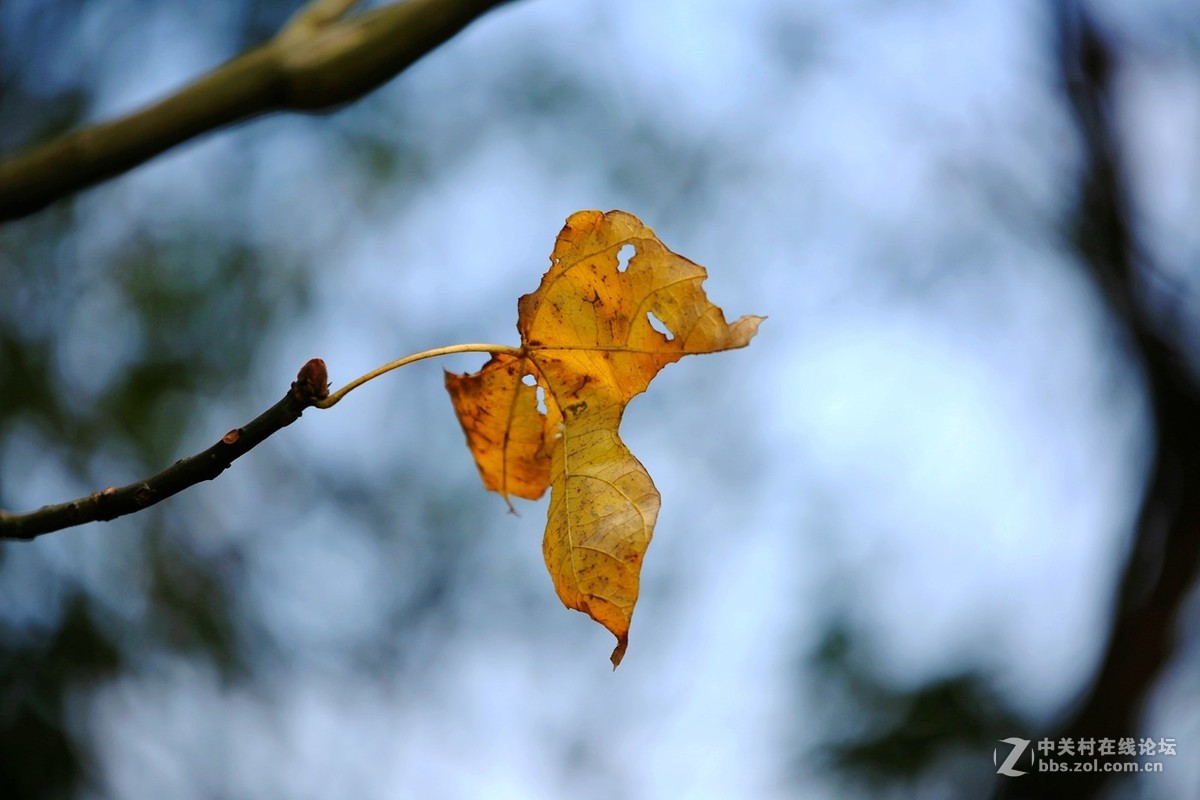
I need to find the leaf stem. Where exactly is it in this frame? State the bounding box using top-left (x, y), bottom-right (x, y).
top-left (315, 343), bottom-right (522, 409)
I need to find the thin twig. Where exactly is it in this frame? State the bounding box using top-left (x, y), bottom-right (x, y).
top-left (0, 0), bottom-right (515, 222)
top-left (0, 358), bottom-right (331, 541)
top-left (0, 342), bottom-right (517, 540)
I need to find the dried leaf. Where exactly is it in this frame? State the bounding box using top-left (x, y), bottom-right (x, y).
top-left (446, 210), bottom-right (763, 666)
top-left (444, 353), bottom-right (551, 504)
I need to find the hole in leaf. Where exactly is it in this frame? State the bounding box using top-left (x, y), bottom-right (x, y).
top-left (522, 373), bottom-right (537, 387)
top-left (616, 244), bottom-right (635, 273)
top-left (647, 311), bottom-right (674, 341)
top-left (535, 385), bottom-right (548, 415)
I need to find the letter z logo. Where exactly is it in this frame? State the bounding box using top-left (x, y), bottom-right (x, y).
top-left (994, 737), bottom-right (1033, 777)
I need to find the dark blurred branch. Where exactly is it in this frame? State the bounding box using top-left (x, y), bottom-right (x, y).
top-left (0, 359), bottom-right (329, 541)
top-left (994, 2), bottom-right (1200, 797)
top-left (0, 0), bottom-right (514, 222)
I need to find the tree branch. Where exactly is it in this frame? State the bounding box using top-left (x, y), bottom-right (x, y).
top-left (993, 3), bottom-right (1200, 797)
top-left (0, 0), bottom-right (514, 222)
top-left (0, 359), bottom-right (330, 542)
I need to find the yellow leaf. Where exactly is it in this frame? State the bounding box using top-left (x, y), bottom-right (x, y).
top-left (444, 353), bottom-right (551, 504)
top-left (446, 210), bottom-right (763, 666)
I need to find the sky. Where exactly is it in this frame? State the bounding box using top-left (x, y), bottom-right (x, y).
top-left (4, 0), bottom-right (1199, 797)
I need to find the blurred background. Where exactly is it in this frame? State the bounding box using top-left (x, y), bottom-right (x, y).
top-left (2, 0), bottom-right (1199, 797)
